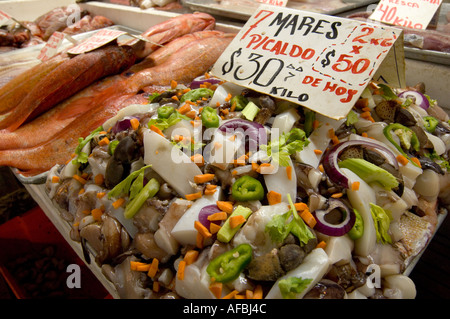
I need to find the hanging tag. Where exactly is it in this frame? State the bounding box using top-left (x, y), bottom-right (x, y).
top-left (369, 0), bottom-right (443, 30)
top-left (37, 32), bottom-right (65, 62)
top-left (211, 5), bottom-right (404, 120)
top-left (67, 29), bottom-right (128, 55)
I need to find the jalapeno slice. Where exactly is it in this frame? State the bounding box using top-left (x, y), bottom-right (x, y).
top-left (348, 209), bottom-right (364, 240)
top-left (231, 175), bottom-right (264, 201)
top-left (201, 106), bottom-right (219, 128)
top-left (206, 243), bottom-right (252, 283)
top-left (230, 95), bottom-right (249, 111)
top-left (157, 105), bottom-right (175, 119)
top-left (423, 116), bottom-right (439, 133)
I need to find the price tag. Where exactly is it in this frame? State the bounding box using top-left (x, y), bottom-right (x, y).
top-left (37, 32), bottom-right (65, 62)
top-left (369, 0), bottom-right (443, 30)
top-left (0, 10), bottom-right (12, 27)
top-left (210, 5), bottom-right (404, 120)
top-left (68, 29), bottom-right (128, 55)
top-left (255, 0), bottom-right (288, 7)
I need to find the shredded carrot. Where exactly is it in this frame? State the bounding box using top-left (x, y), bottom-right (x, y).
top-left (185, 110), bottom-right (197, 119)
top-left (316, 240), bottom-right (327, 250)
top-left (206, 184), bottom-right (217, 190)
top-left (231, 170), bottom-right (238, 176)
top-left (130, 118), bottom-right (140, 130)
top-left (318, 164), bottom-right (324, 173)
top-left (210, 223), bottom-right (221, 234)
top-left (112, 198), bottom-right (125, 209)
top-left (130, 261), bottom-right (148, 271)
top-left (185, 191), bottom-right (202, 201)
top-left (314, 149), bottom-right (323, 155)
top-left (229, 215), bottom-right (246, 229)
top-left (253, 285), bottom-right (263, 299)
top-left (286, 166), bottom-right (293, 180)
top-left (216, 101), bottom-right (221, 107)
top-left (194, 173), bottom-right (215, 184)
top-left (222, 108), bottom-right (229, 115)
top-left (351, 181), bottom-right (360, 191)
top-left (209, 282), bottom-right (223, 299)
top-left (222, 290), bottom-right (239, 299)
top-left (245, 290), bottom-right (254, 299)
top-left (96, 192), bottom-right (106, 199)
top-left (225, 93), bottom-right (232, 102)
top-left (150, 124), bottom-right (164, 137)
top-left (331, 135), bottom-right (340, 145)
top-left (313, 120), bottom-right (320, 129)
top-left (98, 136), bottom-right (109, 146)
top-left (251, 162), bottom-right (260, 171)
top-left (136, 264), bottom-right (150, 272)
top-left (178, 103), bottom-right (191, 115)
top-left (91, 208), bottom-right (103, 221)
top-left (196, 232), bottom-right (204, 249)
top-left (267, 190), bottom-right (282, 205)
top-left (81, 172), bottom-right (89, 179)
top-left (191, 154), bottom-right (204, 167)
top-left (152, 281), bottom-right (160, 293)
top-left (361, 132), bottom-right (369, 138)
top-left (331, 192), bottom-right (343, 198)
top-left (204, 188), bottom-right (217, 196)
top-left (299, 209), bottom-right (317, 229)
top-left (257, 163), bottom-right (275, 174)
top-left (147, 258), bottom-right (159, 278)
top-left (294, 202), bottom-right (309, 212)
top-left (216, 201), bottom-right (234, 214)
top-left (170, 79), bottom-right (177, 89)
top-left (78, 188), bottom-right (85, 195)
top-left (72, 174), bottom-right (87, 185)
top-left (207, 212), bottom-right (228, 221)
top-left (177, 260), bottom-right (186, 280)
top-left (94, 174), bottom-right (104, 186)
top-left (171, 95), bottom-right (179, 101)
top-left (230, 101), bottom-right (236, 112)
top-left (51, 176), bottom-right (60, 183)
top-left (184, 250), bottom-right (199, 265)
top-left (396, 154), bottom-right (409, 166)
top-left (411, 157), bottom-right (422, 168)
top-left (194, 220), bottom-right (212, 238)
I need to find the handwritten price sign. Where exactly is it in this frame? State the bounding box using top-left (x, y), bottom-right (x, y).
top-left (211, 5), bottom-right (404, 120)
top-left (37, 32), bottom-right (65, 61)
top-left (370, 0), bottom-right (442, 30)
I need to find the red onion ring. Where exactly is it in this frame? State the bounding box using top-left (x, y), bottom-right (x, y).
top-left (398, 90), bottom-right (429, 110)
top-left (189, 75), bottom-right (222, 89)
top-left (312, 199), bottom-right (356, 236)
top-left (321, 140), bottom-right (399, 189)
top-left (198, 204), bottom-right (222, 230)
top-left (111, 116), bottom-right (139, 134)
top-left (218, 119), bottom-right (267, 152)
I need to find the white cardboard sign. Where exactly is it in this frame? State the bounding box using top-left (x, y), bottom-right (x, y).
top-left (37, 31), bottom-right (65, 62)
top-left (67, 29), bottom-right (127, 55)
top-left (254, 0), bottom-right (288, 7)
top-left (369, 0), bottom-right (442, 30)
top-left (211, 5), bottom-right (404, 120)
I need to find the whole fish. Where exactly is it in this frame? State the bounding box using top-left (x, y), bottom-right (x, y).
top-left (128, 30), bottom-right (227, 73)
top-left (0, 44), bottom-right (137, 131)
top-left (0, 32), bottom-right (235, 175)
top-left (126, 33), bottom-right (235, 91)
top-left (0, 53), bottom-right (69, 115)
top-left (127, 12), bottom-right (216, 59)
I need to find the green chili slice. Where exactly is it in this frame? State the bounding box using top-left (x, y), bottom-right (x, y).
top-left (348, 209), bottom-right (364, 240)
top-left (231, 175), bottom-right (264, 201)
top-left (423, 116), bottom-right (439, 134)
top-left (206, 243), bottom-right (252, 283)
top-left (383, 123), bottom-right (420, 167)
top-left (230, 95), bottom-right (249, 111)
top-left (201, 106), bottom-right (220, 128)
top-left (157, 105), bottom-right (175, 119)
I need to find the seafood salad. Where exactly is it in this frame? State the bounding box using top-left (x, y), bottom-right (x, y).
top-left (46, 74), bottom-right (450, 299)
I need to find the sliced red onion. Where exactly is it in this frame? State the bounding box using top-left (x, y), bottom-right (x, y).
top-left (398, 90), bottom-right (429, 110)
top-left (321, 140), bottom-right (398, 189)
top-left (198, 204), bottom-right (222, 230)
top-left (189, 75), bottom-right (222, 89)
top-left (218, 118), bottom-right (267, 152)
top-left (111, 116), bottom-right (139, 134)
top-left (312, 199), bottom-right (355, 236)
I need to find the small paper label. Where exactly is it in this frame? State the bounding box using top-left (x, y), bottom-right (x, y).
top-left (37, 32), bottom-right (65, 62)
top-left (68, 29), bottom-right (127, 55)
top-left (211, 5), bottom-right (404, 120)
top-left (369, 0), bottom-right (443, 30)
top-left (254, 0), bottom-right (288, 7)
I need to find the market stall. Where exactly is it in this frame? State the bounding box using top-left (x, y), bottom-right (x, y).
top-left (0, 0), bottom-right (449, 300)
